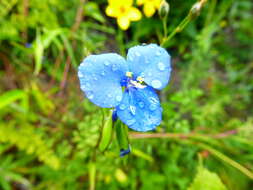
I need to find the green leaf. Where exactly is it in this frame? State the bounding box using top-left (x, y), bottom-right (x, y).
top-left (0, 90), bottom-right (26, 110)
top-left (188, 166), bottom-right (228, 190)
top-left (84, 2), bottom-right (105, 23)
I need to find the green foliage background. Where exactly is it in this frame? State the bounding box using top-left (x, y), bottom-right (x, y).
top-left (0, 0), bottom-right (253, 189)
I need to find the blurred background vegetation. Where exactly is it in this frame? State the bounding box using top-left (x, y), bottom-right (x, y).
top-left (0, 0), bottom-right (253, 189)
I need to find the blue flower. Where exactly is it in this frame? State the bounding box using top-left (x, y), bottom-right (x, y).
top-left (78, 44), bottom-right (172, 132)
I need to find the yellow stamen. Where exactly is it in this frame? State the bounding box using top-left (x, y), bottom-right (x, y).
top-left (126, 72), bottom-right (133, 77)
top-left (137, 76), bottom-right (144, 82)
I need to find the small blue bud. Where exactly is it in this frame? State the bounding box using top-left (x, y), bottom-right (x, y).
top-left (120, 145), bottom-right (131, 157)
top-left (25, 43), bottom-right (32, 48)
top-left (112, 109), bottom-right (118, 122)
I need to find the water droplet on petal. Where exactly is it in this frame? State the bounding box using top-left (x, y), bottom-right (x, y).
top-left (129, 105), bottom-right (136, 115)
top-left (149, 97), bottom-right (159, 104)
top-left (85, 82), bottom-right (91, 88)
top-left (78, 71), bottom-right (84, 78)
top-left (104, 60), bottom-right (110, 66)
top-left (135, 52), bottom-right (141, 57)
top-left (151, 80), bottom-right (162, 88)
top-left (157, 62), bottom-right (165, 71)
top-left (107, 94), bottom-right (112, 98)
top-left (80, 85), bottom-right (86, 91)
top-left (149, 104), bottom-right (157, 111)
top-left (119, 104), bottom-right (126, 110)
top-left (138, 101), bottom-right (144, 108)
top-left (139, 72), bottom-right (145, 78)
top-left (112, 64), bottom-right (118, 71)
top-left (92, 74), bottom-right (98, 81)
top-left (116, 95), bottom-right (122, 102)
top-left (126, 119), bottom-right (136, 126)
top-left (129, 55), bottom-right (133, 62)
top-left (117, 56), bottom-right (123, 60)
top-left (156, 50), bottom-right (162, 56)
top-left (101, 71), bottom-right (105, 76)
top-left (86, 91), bottom-right (94, 99)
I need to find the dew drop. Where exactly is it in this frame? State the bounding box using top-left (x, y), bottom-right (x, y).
top-left (86, 91), bottom-right (94, 99)
top-left (138, 101), bottom-right (144, 108)
top-left (139, 72), bottom-right (145, 78)
top-left (129, 55), bottom-right (133, 62)
top-left (116, 95), bottom-right (122, 102)
top-left (156, 50), bottom-right (162, 56)
top-left (117, 56), bottom-right (123, 60)
top-left (101, 71), bottom-right (105, 76)
top-left (157, 62), bottom-right (165, 71)
top-left (149, 97), bottom-right (159, 104)
top-left (135, 52), bottom-right (141, 57)
top-left (80, 85), bottom-right (86, 91)
top-left (104, 60), bottom-right (110, 66)
top-left (107, 93), bottom-right (112, 98)
top-left (126, 119), bottom-right (136, 126)
top-left (149, 104), bottom-right (157, 111)
top-left (78, 71), bottom-right (84, 78)
top-left (85, 82), bottom-right (91, 88)
top-left (151, 80), bottom-right (162, 88)
top-left (119, 104), bottom-right (126, 110)
top-left (112, 64), bottom-right (118, 71)
top-left (92, 74), bottom-right (98, 81)
top-left (129, 105), bottom-right (136, 115)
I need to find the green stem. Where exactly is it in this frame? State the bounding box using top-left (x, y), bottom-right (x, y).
top-left (161, 14), bottom-right (192, 48)
top-left (116, 30), bottom-right (126, 56)
top-left (89, 162), bottom-right (96, 190)
top-left (162, 17), bottom-right (168, 38)
top-left (204, 0), bottom-right (217, 27)
top-left (197, 142), bottom-right (253, 180)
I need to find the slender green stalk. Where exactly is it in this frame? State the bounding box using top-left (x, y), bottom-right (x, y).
top-left (161, 0), bottom-right (208, 48)
top-left (161, 14), bottom-right (192, 48)
top-left (89, 162), bottom-right (96, 190)
top-left (116, 30), bottom-right (126, 56)
top-left (131, 131), bottom-right (253, 179)
top-left (162, 17), bottom-right (168, 38)
top-left (197, 143), bottom-right (253, 180)
top-left (204, 0), bottom-right (217, 26)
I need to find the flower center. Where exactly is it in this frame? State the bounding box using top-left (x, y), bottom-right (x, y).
top-left (123, 72), bottom-right (146, 89)
top-left (119, 6), bottom-right (127, 14)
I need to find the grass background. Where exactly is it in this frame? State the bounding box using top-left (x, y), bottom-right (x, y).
top-left (0, 0), bottom-right (253, 189)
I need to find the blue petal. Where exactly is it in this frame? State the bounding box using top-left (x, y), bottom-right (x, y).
top-left (127, 44), bottom-right (172, 90)
top-left (116, 86), bottom-right (162, 132)
top-left (78, 53), bottom-right (128, 108)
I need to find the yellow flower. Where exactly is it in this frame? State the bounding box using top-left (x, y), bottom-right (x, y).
top-left (137, 0), bottom-right (162, 17)
top-left (106, 0), bottom-right (142, 30)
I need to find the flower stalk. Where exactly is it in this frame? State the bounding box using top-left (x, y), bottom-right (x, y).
top-left (161, 0), bottom-right (208, 48)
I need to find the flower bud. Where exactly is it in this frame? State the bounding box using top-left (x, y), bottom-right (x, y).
top-left (159, 0), bottom-right (170, 19)
top-left (189, 0), bottom-right (207, 18)
top-left (98, 111), bottom-right (113, 152)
